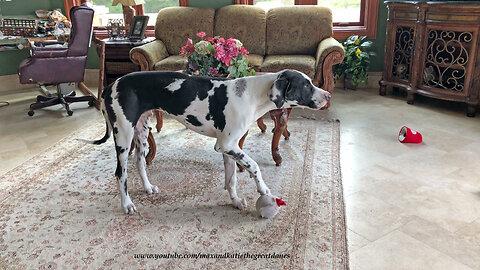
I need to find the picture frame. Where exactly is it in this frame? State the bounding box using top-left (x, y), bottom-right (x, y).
top-left (129, 16), bottom-right (149, 40)
top-left (111, 22), bottom-right (121, 38)
top-left (107, 18), bottom-right (124, 39)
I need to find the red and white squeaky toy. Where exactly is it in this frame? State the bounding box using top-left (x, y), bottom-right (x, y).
top-left (398, 126), bottom-right (422, 143)
top-left (255, 194), bottom-right (286, 219)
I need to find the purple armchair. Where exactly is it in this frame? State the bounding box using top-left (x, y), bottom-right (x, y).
top-left (18, 4), bottom-right (96, 116)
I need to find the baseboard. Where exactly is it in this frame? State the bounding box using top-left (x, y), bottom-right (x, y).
top-left (0, 69), bottom-right (100, 94)
top-left (334, 72), bottom-right (382, 90)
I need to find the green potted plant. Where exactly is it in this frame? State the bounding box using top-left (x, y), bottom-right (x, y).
top-left (333, 35), bottom-right (375, 90)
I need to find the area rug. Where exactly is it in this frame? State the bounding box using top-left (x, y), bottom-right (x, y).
top-left (0, 116), bottom-right (347, 269)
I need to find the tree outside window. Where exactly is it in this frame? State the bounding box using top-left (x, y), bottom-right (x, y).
top-left (91, 0), bottom-right (178, 26)
top-left (254, 0), bottom-right (362, 24)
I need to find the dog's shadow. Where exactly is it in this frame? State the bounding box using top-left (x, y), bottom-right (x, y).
top-left (127, 202), bottom-right (268, 229)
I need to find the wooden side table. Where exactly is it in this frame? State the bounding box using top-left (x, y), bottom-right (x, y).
top-left (100, 37), bottom-right (155, 88)
top-left (95, 36), bottom-right (157, 163)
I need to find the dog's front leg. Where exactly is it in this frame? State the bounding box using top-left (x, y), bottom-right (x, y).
top-left (219, 144), bottom-right (271, 196)
top-left (223, 154), bottom-right (247, 210)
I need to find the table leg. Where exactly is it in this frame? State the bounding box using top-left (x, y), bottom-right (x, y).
top-left (145, 127), bottom-right (156, 165)
top-left (257, 118), bottom-right (267, 133)
top-left (269, 108), bottom-right (289, 166)
top-left (154, 109), bottom-right (163, 132)
top-left (236, 131), bottom-right (249, 172)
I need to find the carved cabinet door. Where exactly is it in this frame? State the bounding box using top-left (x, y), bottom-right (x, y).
top-left (417, 25), bottom-right (479, 98)
top-left (389, 23), bottom-right (416, 84)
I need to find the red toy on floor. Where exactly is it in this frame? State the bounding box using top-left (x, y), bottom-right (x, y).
top-left (398, 126), bottom-right (423, 143)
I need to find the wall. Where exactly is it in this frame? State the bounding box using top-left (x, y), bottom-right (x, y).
top-left (0, 0), bottom-right (65, 76)
top-left (370, 0), bottom-right (387, 72)
top-left (189, 0), bottom-right (234, 9)
top-left (0, 0), bottom-right (387, 75)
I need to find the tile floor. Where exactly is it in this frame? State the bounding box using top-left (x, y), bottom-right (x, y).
top-left (1, 84), bottom-right (479, 269)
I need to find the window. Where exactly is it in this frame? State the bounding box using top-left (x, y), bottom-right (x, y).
top-left (254, 0), bottom-right (294, 10)
top-left (91, 0), bottom-right (123, 26)
top-left (63, 0), bottom-right (185, 38)
top-left (251, 0), bottom-right (378, 39)
top-left (319, 0), bottom-right (362, 24)
top-left (90, 0), bottom-right (179, 26)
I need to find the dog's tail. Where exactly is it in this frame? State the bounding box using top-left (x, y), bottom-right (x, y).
top-left (76, 122), bottom-right (111, 145)
top-left (76, 86), bottom-right (112, 145)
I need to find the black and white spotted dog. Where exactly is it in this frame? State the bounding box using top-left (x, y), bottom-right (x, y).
top-left (80, 69), bottom-right (331, 214)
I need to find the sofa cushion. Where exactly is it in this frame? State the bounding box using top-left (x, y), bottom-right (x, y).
top-left (155, 7), bottom-right (215, 56)
top-left (246, 54), bottom-right (264, 71)
top-left (214, 5), bottom-right (266, 55)
top-left (153, 55), bottom-right (187, 71)
top-left (260, 55), bottom-right (316, 78)
top-left (266, 6), bottom-right (332, 55)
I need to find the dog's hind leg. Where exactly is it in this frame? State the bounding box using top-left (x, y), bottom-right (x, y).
top-left (113, 125), bottom-right (136, 214)
top-left (134, 111), bottom-right (159, 195)
top-left (223, 154), bottom-right (247, 210)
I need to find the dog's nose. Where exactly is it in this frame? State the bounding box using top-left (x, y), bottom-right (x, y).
top-left (325, 92), bottom-right (331, 102)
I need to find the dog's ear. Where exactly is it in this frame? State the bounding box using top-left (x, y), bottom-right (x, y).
top-left (270, 74), bottom-right (291, 109)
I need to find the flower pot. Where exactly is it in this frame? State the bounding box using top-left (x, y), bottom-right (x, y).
top-left (344, 74), bottom-right (357, 90)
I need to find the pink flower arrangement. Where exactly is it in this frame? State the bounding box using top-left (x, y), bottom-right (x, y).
top-left (180, 38), bottom-right (195, 56)
top-left (180, 32), bottom-right (254, 78)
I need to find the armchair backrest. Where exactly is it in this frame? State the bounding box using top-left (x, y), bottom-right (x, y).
top-left (214, 5), bottom-right (266, 56)
top-left (266, 6), bottom-right (332, 55)
top-left (67, 4), bottom-right (94, 57)
top-left (155, 7), bottom-right (215, 55)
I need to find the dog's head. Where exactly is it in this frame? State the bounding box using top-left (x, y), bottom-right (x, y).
top-left (269, 70), bottom-right (331, 110)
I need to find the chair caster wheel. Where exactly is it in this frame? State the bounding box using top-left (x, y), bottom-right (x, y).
top-left (88, 100), bottom-right (95, 107)
top-left (28, 111), bottom-right (34, 116)
top-left (67, 110), bottom-right (73, 116)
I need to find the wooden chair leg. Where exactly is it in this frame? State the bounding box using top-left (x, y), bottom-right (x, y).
top-left (145, 127), bottom-right (156, 165)
top-left (282, 108), bottom-right (292, 140)
top-left (269, 108), bottom-right (289, 166)
top-left (236, 131), bottom-right (249, 172)
top-left (128, 127), bottom-right (156, 165)
top-left (257, 118), bottom-right (267, 133)
top-left (154, 109), bottom-right (163, 132)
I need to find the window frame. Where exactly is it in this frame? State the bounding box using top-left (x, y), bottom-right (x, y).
top-left (65, 0), bottom-right (378, 40)
top-left (64, 0), bottom-right (189, 39)
top-left (249, 0), bottom-right (378, 39)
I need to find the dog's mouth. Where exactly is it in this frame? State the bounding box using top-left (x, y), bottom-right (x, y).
top-left (310, 100), bottom-right (329, 110)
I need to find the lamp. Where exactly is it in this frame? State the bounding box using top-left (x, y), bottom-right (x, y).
top-left (112, 0), bottom-right (144, 34)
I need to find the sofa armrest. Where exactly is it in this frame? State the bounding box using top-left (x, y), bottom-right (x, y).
top-left (130, 39), bottom-right (169, 71)
top-left (313, 37), bottom-right (345, 93)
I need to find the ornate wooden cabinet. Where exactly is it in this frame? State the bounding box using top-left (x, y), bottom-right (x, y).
top-left (379, 1), bottom-right (480, 117)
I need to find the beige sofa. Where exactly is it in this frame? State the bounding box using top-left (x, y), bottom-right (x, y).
top-left (130, 5), bottom-right (344, 92)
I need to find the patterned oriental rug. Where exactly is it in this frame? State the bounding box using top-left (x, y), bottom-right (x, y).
top-left (0, 117), bottom-right (347, 269)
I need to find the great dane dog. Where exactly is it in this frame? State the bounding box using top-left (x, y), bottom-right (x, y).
top-left (80, 69), bottom-right (331, 214)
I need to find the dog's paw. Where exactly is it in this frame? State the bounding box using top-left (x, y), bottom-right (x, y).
top-left (123, 202), bottom-right (137, 215)
top-left (145, 184), bottom-right (159, 195)
top-left (258, 186), bottom-right (271, 196)
top-left (232, 197), bottom-right (247, 210)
